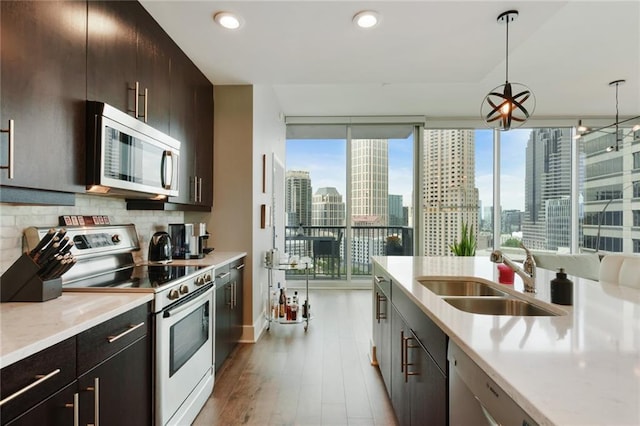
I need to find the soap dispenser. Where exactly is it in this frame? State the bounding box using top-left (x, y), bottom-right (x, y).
top-left (550, 268), bottom-right (573, 305)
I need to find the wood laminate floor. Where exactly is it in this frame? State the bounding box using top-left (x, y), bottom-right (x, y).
top-left (194, 289), bottom-right (398, 426)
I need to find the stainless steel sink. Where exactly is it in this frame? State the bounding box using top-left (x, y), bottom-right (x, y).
top-left (418, 279), bottom-right (508, 297)
top-left (443, 297), bottom-right (562, 316)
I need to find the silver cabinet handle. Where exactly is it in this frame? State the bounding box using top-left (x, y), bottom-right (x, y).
top-left (86, 377), bottom-right (100, 426)
top-left (198, 177), bottom-right (202, 203)
top-left (129, 82), bottom-right (140, 118)
top-left (107, 322), bottom-right (145, 343)
top-left (216, 272), bottom-right (230, 280)
top-left (0, 368), bottom-right (61, 406)
top-left (193, 176), bottom-right (199, 203)
top-left (375, 292), bottom-right (387, 323)
top-left (141, 87), bottom-right (148, 123)
top-left (65, 392), bottom-right (79, 426)
top-left (235, 263), bottom-right (245, 271)
top-left (374, 275), bottom-right (387, 284)
top-left (0, 119), bottom-right (14, 179)
top-left (161, 151), bottom-right (174, 189)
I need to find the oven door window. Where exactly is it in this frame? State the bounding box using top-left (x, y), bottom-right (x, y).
top-left (169, 300), bottom-right (210, 377)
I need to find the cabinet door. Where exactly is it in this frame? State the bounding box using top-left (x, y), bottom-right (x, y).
top-left (135, 3), bottom-right (171, 134)
top-left (373, 280), bottom-right (391, 393)
top-left (214, 265), bottom-right (232, 372)
top-left (6, 382), bottom-right (78, 426)
top-left (0, 337), bottom-right (76, 425)
top-left (408, 331), bottom-right (447, 426)
top-left (168, 45), bottom-right (196, 205)
top-left (230, 260), bottom-right (245, 343)
top-left (194, 70), bottom-right (214, 206)
top-left (0, 0), bottom-right (86, 194)
top-left (87, 1), bottom-right (137, 113)
top-left (390, 306), bottom-right (410, 426)
top-left (78, 337), bottom-right (151, 426)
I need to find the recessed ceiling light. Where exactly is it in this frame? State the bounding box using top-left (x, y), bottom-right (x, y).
top-left (214, 12), bottom-right (242, 30)
top-left (353, 10), bottom-right (379, 29)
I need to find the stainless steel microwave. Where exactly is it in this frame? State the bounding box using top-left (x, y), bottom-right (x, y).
top-left (86, 101), bottom-right (180, 199)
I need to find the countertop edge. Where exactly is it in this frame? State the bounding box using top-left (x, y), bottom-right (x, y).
top-left (1, 293), bottom-right (154, 369)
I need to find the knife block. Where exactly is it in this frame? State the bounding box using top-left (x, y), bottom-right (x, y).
top-left (0, 253), bottom-right (62, 302)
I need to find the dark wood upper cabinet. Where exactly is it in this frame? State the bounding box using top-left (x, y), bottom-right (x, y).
top-left (166, 45), bottom-right (214, 208)
top-left (87, 1), bottom-right (171, 133)
top-left (0, 0), bottom-right (86, 196)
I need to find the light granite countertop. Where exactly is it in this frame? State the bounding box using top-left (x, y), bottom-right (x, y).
top-left (373, 256), bottom-right (640, 426)
top-left (0, 252), bottom-right (246, 370)
top-left (0, 292), bottom-right (154, 368)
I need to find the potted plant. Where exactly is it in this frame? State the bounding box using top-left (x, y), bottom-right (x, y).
top-left (449, 222), bottom-right (477, 256)
top-left (386, 235), bottom-right (403, 255)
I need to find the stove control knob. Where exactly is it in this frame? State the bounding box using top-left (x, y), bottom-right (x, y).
top-left (168, 289), bottom-right (180, 300)
top-left (204, 273), bottom-right (212, 283)
top-left (195, 276), bottom-right (205, 286)
top-left (179, 284), bottom-right (189, 295)
top-left (111, 234), bottom-right (121, 244)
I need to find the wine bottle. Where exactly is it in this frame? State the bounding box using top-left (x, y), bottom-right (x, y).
top-left (279, 288), bottom-right (286, 318)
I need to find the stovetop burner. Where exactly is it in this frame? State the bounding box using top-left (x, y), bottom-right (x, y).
top-left (64, 264), bottom-right (207, 290)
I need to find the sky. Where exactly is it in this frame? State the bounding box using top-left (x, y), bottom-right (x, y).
top-left (286, 129), bottom-right (531, 212)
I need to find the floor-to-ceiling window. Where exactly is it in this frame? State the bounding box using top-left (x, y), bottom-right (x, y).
top-left (285, 120), bottom-right (417, 286)
top-left (579, 125), bottom-right (640, 253)
top-left (285, 118), bottom-right (639, 283)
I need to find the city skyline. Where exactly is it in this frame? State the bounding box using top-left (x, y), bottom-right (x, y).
top-left (286, 129), bottom-right (532, 212)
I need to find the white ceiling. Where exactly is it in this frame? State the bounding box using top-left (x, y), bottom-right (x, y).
top-left (140, 1), bottom-right (640, 122)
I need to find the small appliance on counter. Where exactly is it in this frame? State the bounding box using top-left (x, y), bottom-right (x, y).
top-left (169, 223), bottom-right (192, 259)
top-left (170, 223), bottom-right (209, 259)
top-left (148, 231), bottom-right (172, 264)
top-left (191, 223), bottom-right (208, 259)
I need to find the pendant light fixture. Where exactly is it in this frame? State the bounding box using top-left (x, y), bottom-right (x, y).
top-left (481, 10), bottom-right (535, 131)
top-left (574, 79), bottom-right (640, 152)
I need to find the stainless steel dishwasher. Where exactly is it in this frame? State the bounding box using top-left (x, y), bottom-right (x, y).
top-left (448, 341), bottom-right (538, 426)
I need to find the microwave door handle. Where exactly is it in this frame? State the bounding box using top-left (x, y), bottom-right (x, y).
top-left (161, 151), bottom-right (174, 189)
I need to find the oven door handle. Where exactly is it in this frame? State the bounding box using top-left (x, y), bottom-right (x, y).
top-left (163, 287), bottom-right (212, 318)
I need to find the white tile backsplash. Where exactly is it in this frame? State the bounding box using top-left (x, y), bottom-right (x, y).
top-left (0, 194), bottom-right (184, 274)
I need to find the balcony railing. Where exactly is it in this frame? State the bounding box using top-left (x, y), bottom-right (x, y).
top-left (283, 225), bottom-right (413, 280)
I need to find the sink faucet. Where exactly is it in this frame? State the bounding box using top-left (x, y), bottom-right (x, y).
top-left (490, 243), bottom-right (537, 293)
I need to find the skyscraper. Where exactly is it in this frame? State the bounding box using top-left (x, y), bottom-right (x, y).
top-left (581, 126), bottom-right (639, 253)
top-left (351, 139), bottom-right (388, 226)
top-left (422, 130), bottom-right (479, 256)
top-left (312, 187), bottom-right (345, 227)
top-left (285, 170), bottom-right (312, 227)
top-left (522, 128), bottom-right (572, 250)
top-left (388, 194), bottom-right (404, 226)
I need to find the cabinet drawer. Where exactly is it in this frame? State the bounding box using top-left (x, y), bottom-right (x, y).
top-left (77, 303), bottom-right (149, 375)
top-left (1, 337), bottom-right (76, 425)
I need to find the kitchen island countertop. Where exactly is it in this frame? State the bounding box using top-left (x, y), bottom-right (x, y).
top-left (373, 255), bottom-right (640, 426)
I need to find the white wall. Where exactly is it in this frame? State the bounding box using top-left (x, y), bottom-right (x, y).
top-left (252, 85), bottom-right (286, 337)
top-left (208, 84), bottom-right (286, 342)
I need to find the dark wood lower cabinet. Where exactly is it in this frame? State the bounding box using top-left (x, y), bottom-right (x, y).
top-left (215, 259), bottom-right (245, 373)
top-left (1, 304), bottom-right (152, 426)
top-left (390, 306), bottom-right (447, 426)
top-left (373, 275), bottom-right (392, 393)
top-left (215, 264), bottom-right (232, 372)
top-left (6, 382), bottom-right (77, 426)
top-left (78, 336), bottom-right (150, 426)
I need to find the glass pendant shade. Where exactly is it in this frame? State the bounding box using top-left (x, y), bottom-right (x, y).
top-left (481, 81), bottom-right (535, 130)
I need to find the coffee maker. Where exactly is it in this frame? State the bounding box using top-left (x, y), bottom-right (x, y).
top-left (169, 223), bottom-right (208, 259)
top-left (168, 223), bottom-right (193, 259)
